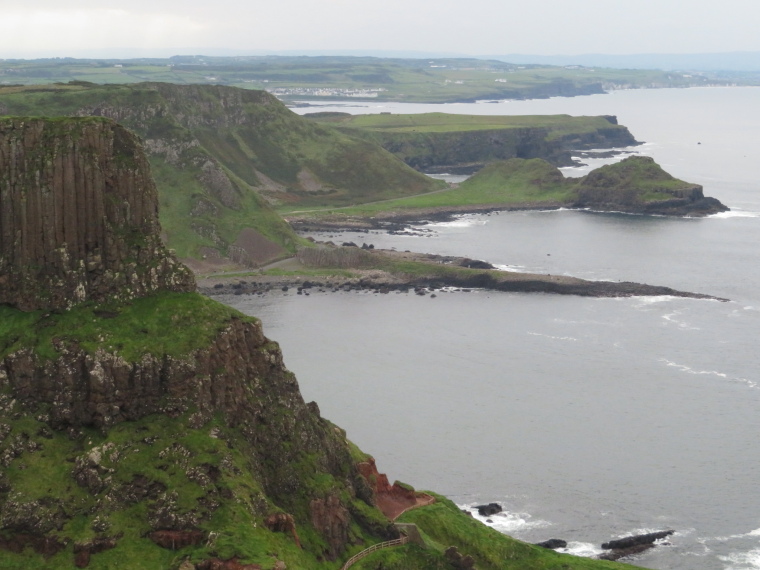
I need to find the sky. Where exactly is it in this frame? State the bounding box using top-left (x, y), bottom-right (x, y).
top-left (2, 0), bottom-right (760, 59)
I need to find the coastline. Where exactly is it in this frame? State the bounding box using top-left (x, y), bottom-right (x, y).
top-left (197, 248), bottom-right (728, 302)
top-left (285, 197), bottom-right (728, 234)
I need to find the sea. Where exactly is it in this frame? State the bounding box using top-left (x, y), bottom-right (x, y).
top-left (218, 87), bottom-right (760, 569)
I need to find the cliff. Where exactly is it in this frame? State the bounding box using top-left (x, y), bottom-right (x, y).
top-left (0, 117), bottom-right (194, 311)
top-left (305, 112), bottom-right (639, 172)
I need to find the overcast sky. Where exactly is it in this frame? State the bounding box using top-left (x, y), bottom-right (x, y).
top-left (2, 0), bottom-right (759, 59)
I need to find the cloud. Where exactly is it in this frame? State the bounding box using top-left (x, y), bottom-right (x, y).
top-left (1, 8), bottom-right (205, 56)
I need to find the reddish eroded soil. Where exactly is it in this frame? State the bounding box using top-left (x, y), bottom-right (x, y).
top-left (357, 457), bottom-right (435, 520)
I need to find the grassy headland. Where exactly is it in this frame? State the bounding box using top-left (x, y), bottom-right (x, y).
top-left (284, 156), bottom-right (726, 224)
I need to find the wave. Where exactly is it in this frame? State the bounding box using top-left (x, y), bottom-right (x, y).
top-left (563, 542), bottom-right (604, 558)
top-left (662, 310), bottom-right (701, 330)
top-left (710, 210), bottom-right (760, 219)
top-left (660, 359), bottom-right (757, 389)
top-left (493, 264), bottom-right (527, 273)
top-left (528, 332), bottom-right (578, 342)
top-left (719, 548), bottom-right (760, 569)
top-left (423, 217), bottom-right (488, 228)
top-left (458, 504), bottom-right (550, 534)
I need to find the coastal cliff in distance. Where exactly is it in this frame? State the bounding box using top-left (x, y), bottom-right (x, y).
top-left (0, 117), bottom-right (638, 569)
top-left (305, 112), bottom-right (639, 172)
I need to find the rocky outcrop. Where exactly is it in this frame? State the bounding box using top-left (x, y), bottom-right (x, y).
top-left (310, 495), bottom-right (351, 561)
top-left (573, 156), bottom-right (728, 216)
top-left (602, 530), bottom-right (674, 551)
top-left (0, 117), bottom-right (194, 311)
top-left (535, 539), bottom-right (568, 550)
top-left (474, 503), bottom-right (502, 517)
top-left (599, 530), bottom-right (674, 561)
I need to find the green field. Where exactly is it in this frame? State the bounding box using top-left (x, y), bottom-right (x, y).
top-left (0, 55), bottom-right (747, 104)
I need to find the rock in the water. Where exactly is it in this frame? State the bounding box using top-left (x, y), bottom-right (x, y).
top-left (601, 529), bottom-right (674, 550)
top-left (535, 538), bottom-right (568, 549)
top-left (474, 503), bottom-right (502, 517)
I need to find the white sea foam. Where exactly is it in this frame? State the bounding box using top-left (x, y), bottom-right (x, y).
top-left (528, 332), bottom-right (578, 342)
top-left (423, 217), bottom-right (488, 228)
top-left (662, 310), bottom-right (701, 330)
top-left (719, 548), bottom-right (760, 569)
top-left (661, 359), bottom-right (757, 389)
top-left (632, 295), bottom-right (678, 305)
top-left (493, 264), bottom-right (527, 273)
top-left (459, 504), bottom-right (550, 534)
top-left (563, 542), bottom-right (604, 558)
top-left (710, 210), bottom-right (760, 219)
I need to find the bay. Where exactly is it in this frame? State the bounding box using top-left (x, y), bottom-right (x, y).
top-left (222, 87), bottom-right (760, 569)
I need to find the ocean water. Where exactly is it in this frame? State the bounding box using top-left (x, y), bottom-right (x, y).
top-left (221, 88), bottom-right (760, 569)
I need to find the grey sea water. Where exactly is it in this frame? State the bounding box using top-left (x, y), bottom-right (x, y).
top-left (221, 88), bottom-right (760, 569)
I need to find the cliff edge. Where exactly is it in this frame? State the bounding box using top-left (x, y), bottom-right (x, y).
top-left (0, 117), bottom-right (194, 311)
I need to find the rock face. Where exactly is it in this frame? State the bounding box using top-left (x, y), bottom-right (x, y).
top-left (0, 117), bottom-right (194, 311)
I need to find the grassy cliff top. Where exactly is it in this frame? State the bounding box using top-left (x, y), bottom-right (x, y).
top-left (307, 111), bottom-right (622, 136)
top-left (0, 292), bottom-right (251, 362)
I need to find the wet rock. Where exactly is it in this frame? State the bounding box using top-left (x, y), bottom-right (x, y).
top-left (535, 538), bottom-right (567, 549)
top-left (599, 543), bottom-right (658, 561)
top-left (602, 529), bottom-right (674, 550)
top-left (474, 503), bottom-right (502, 517)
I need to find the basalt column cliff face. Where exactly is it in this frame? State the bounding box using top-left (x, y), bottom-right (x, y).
top-left (0, 117), bottom-right (194, 311)
top-left (0, 117), bottom-right (395, 569)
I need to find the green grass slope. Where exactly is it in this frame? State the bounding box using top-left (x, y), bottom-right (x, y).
top-left (357, 494), bottom-right (645, 570)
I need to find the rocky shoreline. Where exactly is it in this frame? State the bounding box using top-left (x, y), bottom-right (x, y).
top-left (197, 249), bottom-right (728, 302)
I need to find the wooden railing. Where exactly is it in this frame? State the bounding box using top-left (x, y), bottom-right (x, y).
top-left (340, 535), bottom-right (409, 570)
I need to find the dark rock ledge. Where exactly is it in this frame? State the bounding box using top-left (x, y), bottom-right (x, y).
top-left (198, 249), bottom-right (728, 303)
